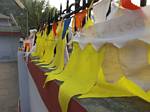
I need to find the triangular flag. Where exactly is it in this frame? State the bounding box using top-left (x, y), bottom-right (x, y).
top-left (53, 22), bottom-right (57, 36)
top-left (62, 18), bottom-right (71, 39)
top-left (121, 0), bottom-right (140, 10)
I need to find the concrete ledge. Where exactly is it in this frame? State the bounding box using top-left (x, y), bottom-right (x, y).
top-left (0, 59), bottom-right (17, 63)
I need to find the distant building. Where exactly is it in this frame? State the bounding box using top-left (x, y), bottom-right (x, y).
top-left (0, 13), bottom-right (21, 61)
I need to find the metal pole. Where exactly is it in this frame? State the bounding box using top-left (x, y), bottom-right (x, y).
top-left (26, 10), bottom-right (29, 36)
top-left (140, 0), bottom-right (147, 7)
top-left (75, 0), bottom-right (80, 10)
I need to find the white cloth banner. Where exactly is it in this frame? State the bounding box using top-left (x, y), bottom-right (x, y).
top-left (75, 6), bottom-right (150, 49)
top-left (93, 0), bottom-right (111, 23)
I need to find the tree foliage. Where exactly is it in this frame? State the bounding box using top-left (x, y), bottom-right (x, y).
top-left (20, 0), bottom-right (58, 35)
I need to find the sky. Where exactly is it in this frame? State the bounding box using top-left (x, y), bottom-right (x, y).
top-left (46, 0), bottom-right (74, 10)
top-left (132, 0), bottom-right (150, 6)
top-left (47, 0), bottom-right (150, 9)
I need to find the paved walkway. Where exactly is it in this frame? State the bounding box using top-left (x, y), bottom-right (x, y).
top-left (0, 62), bottom-right (18, 112)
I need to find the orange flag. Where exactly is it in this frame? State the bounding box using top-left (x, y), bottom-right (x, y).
top-left (52, 22), bottom-right (57, 36)
top-left (75, 9), bottom-right (87, 30)
top-left (121, 0), bottom-right (140, 10)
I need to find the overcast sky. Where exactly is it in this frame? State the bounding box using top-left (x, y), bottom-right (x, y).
top-left (46, 0), bottom-right (150, 9)
top-left (46, 0), bottom-right (74, 10)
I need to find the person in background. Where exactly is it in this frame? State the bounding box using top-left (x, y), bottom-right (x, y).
top-left (18, 37), bottom-right (24, 51)
top-left (24, 29), bottom-right (37, 52)
top-left (23, 29), bottom-right (37, 61)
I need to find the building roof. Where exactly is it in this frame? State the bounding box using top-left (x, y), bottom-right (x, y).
top-left (0, 13), bottom-right (21, 36)
top-left (0, 32), bottom-right (21, 36)
top-left (0, 26), bottom-right (21, 32)
top-left (0, 13), bottom-right (10, 19)
top-left (0, 26), bottom-right (21, 36)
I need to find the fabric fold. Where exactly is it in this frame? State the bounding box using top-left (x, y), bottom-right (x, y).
top-left (58, 44), bottom-right (106, 112)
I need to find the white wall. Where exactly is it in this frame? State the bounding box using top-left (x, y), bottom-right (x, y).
top-left (0, 36), bottom-right (19, 61)
top-left (0, 20), bottom-right (11, 27)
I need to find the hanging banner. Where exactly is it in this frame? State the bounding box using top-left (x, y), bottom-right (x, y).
top-left (79, 6), bottom-right (150, 48)
top-left (62, 18), bottom-right (71, 39)
top-left (121, 0), bottom-right (140, 10)
top-left (93, 0), bottom-right (111, 23)
top-left (52, 22), bottom-right (57, 36)
top-left (75, 10), bottom-right (87, 30)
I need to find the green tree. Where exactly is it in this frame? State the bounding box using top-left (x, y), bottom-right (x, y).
top-left (19, 0), bottom-right (57, 36)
